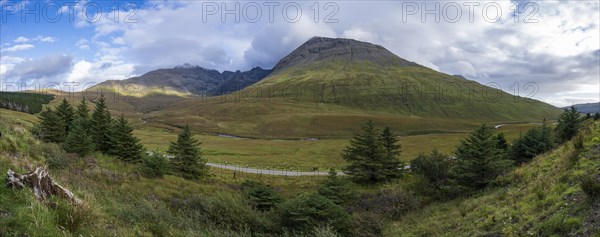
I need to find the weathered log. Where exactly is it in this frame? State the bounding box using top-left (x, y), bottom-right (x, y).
top-left (6, 168), bottom-right (82, 205)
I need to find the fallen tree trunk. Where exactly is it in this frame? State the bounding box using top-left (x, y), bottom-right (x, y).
top-left (6, 168), bottom-right (82, 205)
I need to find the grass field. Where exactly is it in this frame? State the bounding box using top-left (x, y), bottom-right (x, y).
top-left (134, 122), bottom-right (541, 170)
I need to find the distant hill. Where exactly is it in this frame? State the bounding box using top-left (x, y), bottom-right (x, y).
top-left (565, 102), bottom-right (600, 114)
top-left (96, 65), bottom-right (272, 96)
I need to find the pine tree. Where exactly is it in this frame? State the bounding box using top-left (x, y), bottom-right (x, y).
top-left (585, 113), bottom-right (592, 120)
top-left (509, 120), bottom-right (556, 165)
top-left (241, 180), bottom-right (282, 211)
top-left (55, 99), bottom-right (75, 134)
top-left (343, 121), bottom-right (385, 183)
top-left (555, 106), bottom-right (583, 143)
top-left (450, 124), bottom-right (513, 189)
top-left (112, 114), bottom-right (143, 162)
top-left (539, 119), bottom-right (555, 151)
top-left (495, 132), bottom-right (509, 158)
top-left (168, 125), bottom-right (208, 179)
top-left (594, 112), bottom-right (600, 121)
top-left (380, 127), bottom-right (403, 179)
top-left (140, 151), bottom-right (169, 178)
top-left (75, 98), bottom-right (90, 121)
top-left (35, 107), bottom-right (66, 143)
top-left (90, 94), bottom-right (115, 153)
top-left (63, 118), bottom-right (94, 157)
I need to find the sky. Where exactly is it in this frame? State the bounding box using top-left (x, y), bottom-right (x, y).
top-left (0, 0), bottom-right (598, 107)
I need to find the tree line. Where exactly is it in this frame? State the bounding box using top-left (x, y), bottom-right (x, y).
top-left (34, 95), bottom-right (207, 180)
top-left (341, 106), bottom-right (591, 193)
top-left (0, 92), bottom-right (54, 114)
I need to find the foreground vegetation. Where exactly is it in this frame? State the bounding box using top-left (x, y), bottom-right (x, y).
top-left (389, 119), bottom-right (600, 236)
top-left (0, 103), bottom-right (596, 236)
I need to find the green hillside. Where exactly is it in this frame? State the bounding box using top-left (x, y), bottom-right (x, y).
top-left (242, 59), bottom-right (560, 121)
top-left (387, 120), bottom-right (600, 236)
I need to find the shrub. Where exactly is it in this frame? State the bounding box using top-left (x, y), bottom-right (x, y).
top-left (139, 151), bottom-right (169, 178)
top-left (573, 134), bottom-right (584, 151)
top-left (312, 225), bottom-right (341, 237)
top-left (579, 174), bottom-right (600, 200)
top-left (241, 180), bottom-right (282, 211)
top-left (317, 169), bottom-right (357, 206)
top-left (352, 188), bottom-right (421, 220)
top-left (52, 198), bottom-right (92, 234)
top-left (410, 149), bottom-right (452, 190)
top-left (350, 212), bottom-right (384, 237)
top-left (279, 193), bottom-right (351, 235)
top-left (43, 143), bottom-right (71, 170)
top-left (172, 192), bottom-right (268, 232)
top-left (538, 213), bottom-right (582, 235)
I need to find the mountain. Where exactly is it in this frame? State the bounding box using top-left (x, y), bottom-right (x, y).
top-left (239, 37), bottom-right (560, 120)
top-left (96, 65), bottom-right (272, 96)
top-left (272, 36), bottom-right (418, 73)
top-left (143, 37), bottom-right (562, 138)
top-left (566, 102), bottom-right (600, 114)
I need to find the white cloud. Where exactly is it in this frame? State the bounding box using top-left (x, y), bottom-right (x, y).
top-left (66, 59), bottom-right (135, 85)
top-left (76, 39), bottom-right (90, 50)
top-left (14, 36), bottom-right (30, 43)
top-left (1, 44), bottom-right (34, 53)
top-left (35, 35), bottom-right (58, 43)
top-left (342, 28), bottom-right (378, 43)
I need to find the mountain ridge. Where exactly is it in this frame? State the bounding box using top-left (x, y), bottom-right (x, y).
top-left (97, 65), bottom-right (272, 96)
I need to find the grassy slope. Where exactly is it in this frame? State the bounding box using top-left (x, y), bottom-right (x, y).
top-left (387, 120), bottom-right (600, 236)
top-left (0, 109), bottom-right (320, 236)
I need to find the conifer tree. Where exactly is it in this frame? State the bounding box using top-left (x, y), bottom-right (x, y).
top-left (63, 118), bottom-right (94, 157)
top-left (509, 120), bottom-right (555, 165)
top-left (555, 106), bottom-right (583, 143)
top-left (168, 125), bottom-right (208, 179)
top-left (55, 99), bottom-right (75, 134)
top-left (585, 113), bottom-right (592, 120)
top-left (380, 127), bottom-right (403, 178)
top-left (343, 121), bottom-right (401, 183)
top-left (112, 114), bottom-right (143, 162)
top-left (75, 98), bottom-right (90, 121)
top-left (36, 107), bottom-right (66, 143)
top-left (594, 112), bottom-right (600, 121)
top-left (241, 180), bottom-right (282, 211)
top-left (91, 94), bottom-right (115, 153)
top-left (495, 132), bottom-right (509, 158)
top-left (450, 124), bottom-right (513, 189)
top-left (539, 119), bottom-right (555, 151)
